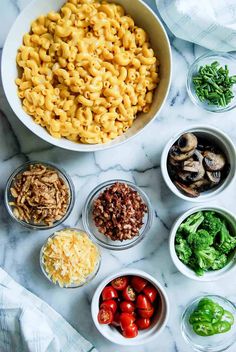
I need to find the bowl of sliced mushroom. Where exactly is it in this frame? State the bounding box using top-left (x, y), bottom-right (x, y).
top-left (161, 126), bottom-right (236, 201)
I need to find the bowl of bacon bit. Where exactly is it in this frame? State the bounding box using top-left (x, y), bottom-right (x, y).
top-left (91, 269), bottom-right (169, 345)
top-left (82, 180), bottom-right (153, 250)
top-left (5, 161), bottom-right (75, 229)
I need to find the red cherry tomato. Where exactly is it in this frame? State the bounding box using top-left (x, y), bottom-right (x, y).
top-left (131, 276), bottom-right (147, 293)
top-left (120, 312), bottom-right (136, 330)
top-left (98, 307), bottom-right (114, 324)
top-left (101, 286), bottom-right (118, 301)
top-left (122, 286), bottom-right (136, 301)
top-left (143, 286), bottom-right (158, 303)
top-left (136, 294), bottom-right (152, 310)
top-left (136, 318), bottom-right (151, 330)
top-left (122, 324), bottom-right (138, 338)
top-left (111, 312), bottom-right (120, 327)
top-left (111, 276), bottom-right (129, 291)
top-left (100, 300), bottom-right (117, 314)
top-left (138, 306), bottom-right (154, 318)
top-left (120, 301), bottom-right (135, 313)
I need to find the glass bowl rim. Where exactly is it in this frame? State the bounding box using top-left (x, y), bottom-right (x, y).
top-left (39, 227), bottom-right (101, 288)
top-left (181, 294), bottom-right (236, 351)
top-left (82, 179), bottom-right (153, 250)
top-left (4, 160), bottom-right (75, 230)
top-left (186, 51), bottom-right (236, 113)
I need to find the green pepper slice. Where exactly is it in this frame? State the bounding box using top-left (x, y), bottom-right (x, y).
top-left (213, 321), bottom-right (231, 334)
top-left (197, 303), bottom-right (215, 316)
top-left (211, 304), bottom-right (224, 323)
top-left (189, 311), bottom-right (212, 324)
top-left (197, 298), bottom-right (215, 309)
top-left (222, 310), bottom-right (234, 326)
top-left (192, 322), bottom-right (215, 336)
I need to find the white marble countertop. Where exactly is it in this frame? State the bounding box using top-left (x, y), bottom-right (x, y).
top-left (0, 0), bottom-right (236, 351)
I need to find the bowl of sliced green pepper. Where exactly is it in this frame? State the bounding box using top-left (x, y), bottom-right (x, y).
top-left (181, 295), bottom-right (236, 351)
top-left (187, 52), bottom-right (236, 113)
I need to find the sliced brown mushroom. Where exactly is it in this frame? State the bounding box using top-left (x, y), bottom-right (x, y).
top-left (169, 145), bottom-right (195, 161)
top-left (183, 160), bottom-right (200, 173)
top-left (177, 133), bottom-right (198, 152)
top-left (203, 151), bottom-right (226, 171)
top-left (190, 179), bottom-right (211, 192)
top-left (175, 181), bottom-right (199, 197)
top-left (178, 151), bottom-right (205, 182)
top-left (168, 156), bottom-right (181, 168)
top-left (206, 171), bottom-right (221, 184)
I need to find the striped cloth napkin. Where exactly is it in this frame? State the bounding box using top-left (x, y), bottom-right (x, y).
top-left (0, 267), bottom-right (98, 352)
top-left (155, 0), bottom-right (236, 52)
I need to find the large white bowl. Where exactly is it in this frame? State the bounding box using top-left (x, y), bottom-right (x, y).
top-left (1, 0), bottom-right (171, 152)
top-left (169, 206), bottom-right (236, 281)
top-left (91, 268), bottom-right (169, 346)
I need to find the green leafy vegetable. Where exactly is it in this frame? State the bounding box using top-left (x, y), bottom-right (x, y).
top-left (192, 61), bottom-right (236, 107)
top-left (175, 211), bottom-right (236, 276)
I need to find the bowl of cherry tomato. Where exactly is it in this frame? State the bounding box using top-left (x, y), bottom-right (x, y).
top-left (91, 269), bottom-right (169, 345)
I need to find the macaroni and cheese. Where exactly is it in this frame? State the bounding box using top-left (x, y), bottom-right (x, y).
top-left (16, 0), bottom-right (159, 144)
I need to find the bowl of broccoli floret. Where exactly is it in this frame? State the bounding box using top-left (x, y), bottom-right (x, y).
top-left (169, 206), bottom-right (236, 281)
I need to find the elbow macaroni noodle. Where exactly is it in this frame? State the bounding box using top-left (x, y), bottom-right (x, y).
top-left (16, 0), bottom-right (159, 144)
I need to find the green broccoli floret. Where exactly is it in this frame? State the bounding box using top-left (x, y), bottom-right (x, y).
top-left (179, 211), bottom-right (204, 235)
top-left (175, 231), bottom-right (183, 243)
top-left (201, 211), bottom-right (222, 237)
top-left (216, 221), bottom-right (236, 255)
top-left (211, 252), bottom-right (228, 270)
top-left (188, 255), bottom-right (205, 276)
top-left (195, 247), bottom-right (218, 270)
top-left (187, 229), bottom-right (213, 250)
top-left (175, 238), bottom-right (192, 264)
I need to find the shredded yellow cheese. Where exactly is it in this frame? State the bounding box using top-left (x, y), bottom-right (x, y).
top-left (42, 229), bottom-right (100, 287)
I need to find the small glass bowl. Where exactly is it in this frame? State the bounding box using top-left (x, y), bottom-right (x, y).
top-left (5, 160), bottom-right (75, 230)
top-left (187, 52), bottom-right (236, 113)
top-left (181, 295), bottom-right (236, 352)
top-left (82, 179), bottom-right (153, 250)
top-left (40, 228), bottom-right (101, 288)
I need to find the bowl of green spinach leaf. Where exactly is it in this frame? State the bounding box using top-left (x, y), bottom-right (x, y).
top-left (169, 206), bottom-right (236, 281)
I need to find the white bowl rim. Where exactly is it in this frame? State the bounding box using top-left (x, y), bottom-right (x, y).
top-left (1, 0), bottom-right (172, 152)
top-left (91, 268), bottom-right (169, 345)
top-left (161, 124), bottom-right (236, 202)
top-left (169, 205), bottom-right (236, 282)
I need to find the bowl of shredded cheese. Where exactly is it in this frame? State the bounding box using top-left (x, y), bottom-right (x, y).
top-left (40, 228), bottom-right (101, 288)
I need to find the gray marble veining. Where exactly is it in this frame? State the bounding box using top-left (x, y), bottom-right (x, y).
top-left (0, 0), bottom-right (236, 351)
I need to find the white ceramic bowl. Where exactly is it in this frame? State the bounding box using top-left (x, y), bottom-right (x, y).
top-left (169, 206), bottom-right (236, 281)
top-left (1, 0), bottom-right (171, 152)
top-left (91, 268), bottom-right (169, 346)
top-left (161, 125), bottom-right (236, 202)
